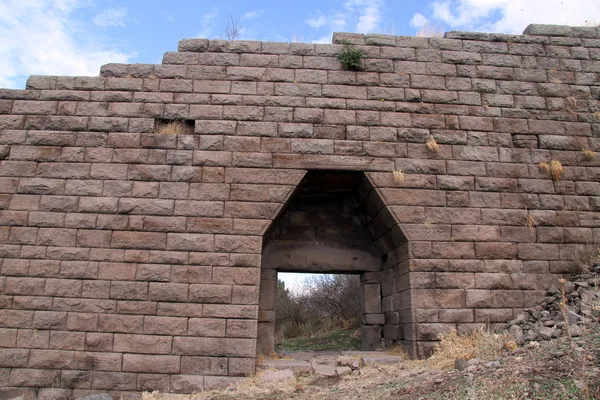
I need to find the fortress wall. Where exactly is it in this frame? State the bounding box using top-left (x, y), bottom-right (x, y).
top-left (0, 23), bottom-right (598, 397)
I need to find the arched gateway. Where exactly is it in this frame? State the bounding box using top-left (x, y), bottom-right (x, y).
top-left (0, 23), bottom-right (598, 396)
top-left (258, 170), bottom-right (409, 354)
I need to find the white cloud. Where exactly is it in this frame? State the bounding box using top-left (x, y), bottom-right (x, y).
top-left (427, 0), bottom-right (600, 34)
top-left (345, 0), bottom-right (384, 33)
top-left (0, 0), bottom-right (131, 89)
top-left (243, 10), bottom-right (264, 20)
top-left (196, 7), bottom-right (219, 38)
top-left (304, 0), bottom-right (383, 37)
top-left (410, 12), bottom-right (429, 28)
top-left (93, 7), bottom-right (127, 28)
top-left (305, 13), bottom-right (347, 31)
top-left (306, 15), bottom-right (328, 28)
top-left (313, 35), bottom-right (332, 44)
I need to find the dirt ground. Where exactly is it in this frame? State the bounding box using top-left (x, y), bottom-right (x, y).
top-left (144, 326), bottom-right (600, 400)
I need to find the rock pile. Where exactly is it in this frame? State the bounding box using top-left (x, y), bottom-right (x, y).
top-left (506, 265), bottom-right (600, 344)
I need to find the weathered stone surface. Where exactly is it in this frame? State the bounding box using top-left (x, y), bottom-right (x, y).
top-left (313, 364), bottom-right (337, 378)
top-left (259, 369), bottom-right (294, 382)
top-left (80, 395), bottom-right (113, 400)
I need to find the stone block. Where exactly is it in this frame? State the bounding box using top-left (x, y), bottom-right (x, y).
top-left (111, 231), bottom-right (167, 250)
top-left (122, 354), bottom-right (180, 374)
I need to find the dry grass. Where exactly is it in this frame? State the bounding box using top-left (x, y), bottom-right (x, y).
top-left (141, 372), bottom-right (304, 400)
top-left (558, 277), bottom-right (593, 398)
top-left (426, 137), bottom-right (440, 153)
top-left (392, 169), bottom-right (405, 184)
top-left (525, 212), bottom-right (537, 235)
top-left (539, 160), bottom-right (564, 181)
top-left (539, 161), bottom-right (551, 174)
top-left (426, 327), bottom-right (513, 370)
top-left (138, 328), bottom-right (600, 400)
top-left (575, 242), bottom-right (600, 273)
top-left (416, 23), bottom-right (445, 38)
top-left (386, 344), bottom-right (411, 358)
top-left (566, 96), bottom-right (578, 111)
top-left (583, 148), bottom-right (597, 160)
top-left (158, 121), bottom-right (187, 134)
top-left (594, 111), bottom-right (600, 121)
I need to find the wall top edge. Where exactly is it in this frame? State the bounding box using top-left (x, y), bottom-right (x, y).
top-left (173, 24), bottom-right (599, 54)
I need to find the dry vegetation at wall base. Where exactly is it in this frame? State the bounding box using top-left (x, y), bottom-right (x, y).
top-left (140, 328), bottom-right (600, 400)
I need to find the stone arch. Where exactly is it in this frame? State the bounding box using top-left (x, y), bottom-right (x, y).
top-left (257, 170), bottom-right (412, 354)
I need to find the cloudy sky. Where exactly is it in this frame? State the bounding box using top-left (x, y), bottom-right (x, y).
top-left (1, 0), bottom-right (599, 90)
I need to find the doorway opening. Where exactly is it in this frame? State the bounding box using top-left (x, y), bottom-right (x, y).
top-left (274, 272), bottom-right (362, 353)
top-left (258, 170), bottom-right (409, 354)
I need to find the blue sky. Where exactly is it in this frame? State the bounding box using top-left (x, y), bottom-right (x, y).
top-left (1, 0), bottom-right (600, 89)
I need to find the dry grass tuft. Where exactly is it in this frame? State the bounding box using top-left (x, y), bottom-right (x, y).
top-left (549, 160), bottom-right (564, 180)
top-left (594, 111), bottom-right (600, 121)
top-left (582, 148), bottom-right (597, 160)
top-left (566, 96), bottom-right (578, 110)
top-left (427, 327), bottom-right (513, 370)
top-left (426, 137), bottom-right (440, 153)
top-left (159, 121), bottom-right (187, 135)
top-left (539, 161), bottom-right (551, 175)
top-left (392, 169), bottom-right (405, 184)
top-left (575, 242), bottom-right (600, 273)
top-left (416, 23), bottom-right (445, 38)
top-left (525, 212), bottom-right (536, 235)
top-left (386, 344), bottom-right (410, 358)
top-left (539, 160), bottom-right (564, 181)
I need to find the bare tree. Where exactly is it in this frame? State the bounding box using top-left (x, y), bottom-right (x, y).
top-left (224, 15), bottom-right (242, 41)
top-left (275, 274), bottom-right (361, 341)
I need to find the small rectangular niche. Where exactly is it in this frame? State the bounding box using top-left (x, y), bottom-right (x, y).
top-left (154, 119), bottom-right (195, 135)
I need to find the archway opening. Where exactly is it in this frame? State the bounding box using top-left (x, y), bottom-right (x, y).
top-left (258, 170), bottom-right (409, 354)
top-left (274, 272), bottom-right (362, 353)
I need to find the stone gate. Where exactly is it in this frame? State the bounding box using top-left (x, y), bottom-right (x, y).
top-left (0, 23), bottom-right (599, 397)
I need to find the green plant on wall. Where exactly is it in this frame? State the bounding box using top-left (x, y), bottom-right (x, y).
top-left (337, 40), bottom-right (362, 71)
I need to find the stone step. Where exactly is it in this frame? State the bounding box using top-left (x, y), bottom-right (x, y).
top-left (258, 359), bottom-right (313, 374)
top-left (258, 352), bottom-right (404, 373)
top-left (362, 354), bottom-right (405, 365)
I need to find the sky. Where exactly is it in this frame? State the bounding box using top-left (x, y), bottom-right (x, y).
top-left (1, 0), bottom-right (599, 292)
top-left (1, 0), bottom-right (600, 90)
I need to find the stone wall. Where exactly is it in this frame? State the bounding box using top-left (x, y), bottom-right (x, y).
top-left (0, 23), bottom-right (599, 397)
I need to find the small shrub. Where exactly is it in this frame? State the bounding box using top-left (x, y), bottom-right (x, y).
top-left (337, 40), bottom-right (362, 71)
top-left (426, 137), bottom-right (440, 153)
top-left (392, 169), bottom-right (405, 184)
top-left (539, 160), bottom-right (563, 181)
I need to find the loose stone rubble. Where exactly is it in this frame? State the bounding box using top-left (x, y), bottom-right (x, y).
top-left (258, 351), bottom-right (406, 381)
top-left (506, 264), bottom-right (600, 343)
